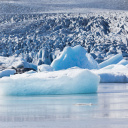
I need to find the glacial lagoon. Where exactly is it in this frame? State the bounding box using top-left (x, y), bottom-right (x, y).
top-left (0, 83), bottom-right (128, 128)
top-left (0, 0), bottom-right (128, 127)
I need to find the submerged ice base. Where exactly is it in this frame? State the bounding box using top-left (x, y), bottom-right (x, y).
top-left (0, 68), bottom-right (100, 96)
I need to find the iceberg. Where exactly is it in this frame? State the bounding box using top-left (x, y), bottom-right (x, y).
top-left (99, 73), bottom-right (128, 83)
top-left (51, 45), bottom-right (99, 70)
top-left (38, 64), bottom-right (54, 72)
top-left (99, 54), bottom-right (123, 69)
top-left (0, 68), bottom-right (100, 96)
top-left (92, 64), bottom-right (128, 83)
top-left (16, 61), bottom-right (37, 71)
top-left (0, 56), bottom-right (22, 69)
top-left (0, 69), bottom-right (16, 78)
top-left (0, 56), bottom-right (37, 71)
top-left (97, 56), bottom-right (128, 83)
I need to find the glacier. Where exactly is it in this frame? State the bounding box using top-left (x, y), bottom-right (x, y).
top-left (0, 12), bottom-right (128, 65)
top-left (0, 68), bottom-right (100, 96)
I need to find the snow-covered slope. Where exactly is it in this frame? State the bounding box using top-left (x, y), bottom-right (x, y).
top-left (0, 12), bottom-right (128, 65)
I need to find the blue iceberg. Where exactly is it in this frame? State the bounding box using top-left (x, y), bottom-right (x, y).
top-left (0, 68), bottom-right (100, 96)
top-left (51, 45), bottom-right (99, 70)
top-left (99, 54), bottom-right (123, 69)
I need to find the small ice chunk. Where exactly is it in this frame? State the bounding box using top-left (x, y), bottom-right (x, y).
top-left (38, 64), bottom-right (54, 72)
top-left (0, 69), bottom-right (16, 78)
top-left (16, 62), bottom-right (37, 71)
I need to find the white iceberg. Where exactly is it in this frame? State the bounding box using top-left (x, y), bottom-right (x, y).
top-left (0, 56), bottom-right (22, 69)
top-left (51, 45), bottom-right (99, 70)
top-left (99, 73), bottom-right (128, 83)
top-left (38, 64), bottom-right (54, 72)
top-left (99, 54), bottom-right (123, 69)
top-left (0, 69), bottom-right (16, 78)
top-left (92, 64), bottom-right (128, 83)
top-left (0, 56), bottom-right (37, 71)
top-left (16, 61), bottom-right (37, 71)
top-left (0, 68), bottom-right (100, 96)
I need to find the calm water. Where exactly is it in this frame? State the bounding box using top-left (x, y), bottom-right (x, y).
top-left (0, 0), bottom-right (128, 14)
top-left (0, 83), bottom-right (128, 128)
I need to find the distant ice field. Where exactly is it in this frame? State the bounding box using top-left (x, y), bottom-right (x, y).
top-left (0, 0), bottom-right (128, 14)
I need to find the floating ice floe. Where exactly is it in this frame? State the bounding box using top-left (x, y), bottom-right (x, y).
top-left (96, 54), bottom-right (128, 82)
top-left (51, 45), bottom-right (99, 70)
top-left (0, 68), bottom-right (100, 96)
top-left (0, 69), bottom-right (16, 78)
top-left (92, 64), bottom-right (128, 83)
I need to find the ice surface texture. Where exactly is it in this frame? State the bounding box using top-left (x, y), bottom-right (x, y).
top-left (93, 64), bottom-right (128, 83)
top-left (0, 56), bottom-right (37, 71)
top-left (96, 54), bottom-right (128, 82)
top-left (117, 59), bottom-right (128, 65)
top-left (0, 69), bottom-right (16, 78)
top-left (51, 45), bottom-right (99, 70)
top-left (38, 64), bottom-right (54, 72)
top-left (0, 13), bottom-right (128, 65)
top-left (99, 54), bottom-right (123, 68)
top-left (0, 68), bottom-right (100, 96)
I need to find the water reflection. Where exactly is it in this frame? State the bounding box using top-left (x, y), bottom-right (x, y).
top-left (0, 83), bottom-right (128, 125)
top-left (97, 83), bottom-right (128, 118)
top-left (0, 94), bottom-right (98, 121)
